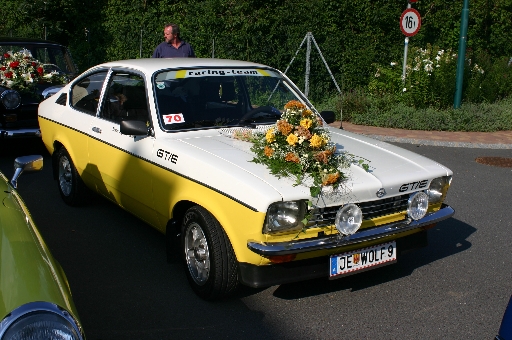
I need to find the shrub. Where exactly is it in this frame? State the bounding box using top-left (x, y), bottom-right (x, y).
top-left (340, 95), bottom-right (512, 132)
top-left (368, 45), bottom-right (458, 109)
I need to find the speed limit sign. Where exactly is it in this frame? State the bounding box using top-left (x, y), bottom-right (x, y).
top-left (400, 8), bottom-right (421, 37)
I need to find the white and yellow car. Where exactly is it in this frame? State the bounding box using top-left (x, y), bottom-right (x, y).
top-left (38, 58), bottom-right (454, 299)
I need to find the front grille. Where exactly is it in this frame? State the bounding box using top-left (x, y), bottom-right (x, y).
top-left (307, 194), bottom-right (410, 228)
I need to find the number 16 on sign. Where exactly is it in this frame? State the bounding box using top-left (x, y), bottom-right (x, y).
top-left (400, 8), bottom-right (421, 37)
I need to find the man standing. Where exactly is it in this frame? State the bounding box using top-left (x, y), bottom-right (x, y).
top-left (152, 23), bottom-right (196, 58)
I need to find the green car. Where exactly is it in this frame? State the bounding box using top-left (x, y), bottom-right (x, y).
top-left (0, 155), bottom-right (84, 339)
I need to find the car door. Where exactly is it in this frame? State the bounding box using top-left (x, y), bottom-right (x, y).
top-left (66, 70), bottom-right (109, 179)
top-left (87, 69), bottom-right (159, 227)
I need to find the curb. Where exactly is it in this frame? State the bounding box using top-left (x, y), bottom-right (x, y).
top-left (362, 134), bottom-right (512, 149)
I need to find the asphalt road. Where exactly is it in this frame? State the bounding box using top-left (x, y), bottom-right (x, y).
top-left (1, 138), bottom-right (511, 339)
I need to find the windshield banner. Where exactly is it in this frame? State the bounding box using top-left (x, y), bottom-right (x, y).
top-left (176, 69), bottom-right (272, 78)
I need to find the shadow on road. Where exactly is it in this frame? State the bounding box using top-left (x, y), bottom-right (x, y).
top-left (272, 217), bottom-right (475, 300)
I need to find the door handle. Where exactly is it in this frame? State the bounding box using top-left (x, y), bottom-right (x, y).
top-left (92, 127), bottom-right (101, 133)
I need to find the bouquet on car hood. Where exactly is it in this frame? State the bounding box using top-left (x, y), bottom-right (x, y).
top-left (247, 100), bottom-right (365, 197)
top-left (0, 49), bottom-right (67, 94)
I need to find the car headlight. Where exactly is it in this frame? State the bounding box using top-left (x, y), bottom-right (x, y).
top-left (335, 203), bottom-right (363, 236)
top-left (1, 90), bottom-right (21, 110)
top-left (0, 302), bottom-right (84, 340)
top-left (427, 176), bottom-right (452, 204)
top-left (407, 191), bottom-right (429, 220)
top-left (264, 200), bottom-right (306, 234)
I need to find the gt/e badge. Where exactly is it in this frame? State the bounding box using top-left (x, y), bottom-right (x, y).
top-left (399, 180), bottom-right (428, 192)
top-left (157, 149), bottom-right (178, 164)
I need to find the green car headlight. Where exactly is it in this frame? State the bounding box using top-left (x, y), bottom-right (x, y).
top-left (0, 302), bottom-right (84, 340)
top-left (264, 200), bottom-right (306, 234)
top-left (427, 176), bottom-right (452, 204)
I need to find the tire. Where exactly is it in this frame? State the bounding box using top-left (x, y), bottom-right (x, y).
top-left (182, 206), bottom-right (239, 300)
top-left (56, 147), bottom-right (88, 206)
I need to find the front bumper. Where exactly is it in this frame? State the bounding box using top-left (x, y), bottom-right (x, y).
top-left (248, 204), bottom-right (454, 256)
top-left (240, 230), bottom-right (429, 288)
top-left (0, 128), bottom-right (41, 138)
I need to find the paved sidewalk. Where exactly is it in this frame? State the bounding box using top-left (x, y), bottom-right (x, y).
top-left (329, 121), bottom-right (512, 149)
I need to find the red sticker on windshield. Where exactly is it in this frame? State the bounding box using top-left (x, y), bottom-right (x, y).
top-left (163, 114), bottom-right (185, 124)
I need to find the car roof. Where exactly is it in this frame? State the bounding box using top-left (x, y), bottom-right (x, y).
top-left (97, 58), bottom-right (275, 75)
top-left (0, 37), bottom-right (65, 47)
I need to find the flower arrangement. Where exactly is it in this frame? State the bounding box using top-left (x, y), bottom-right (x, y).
top-left (0, 49), bottom-right (67, 94)
top-left (245, 100), bottom-right (363, 197)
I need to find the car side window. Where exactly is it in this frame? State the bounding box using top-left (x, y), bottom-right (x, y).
top-left (100, 72), bottom-right (149, 124)
top-left (70, 71), bottom-right (108, 115)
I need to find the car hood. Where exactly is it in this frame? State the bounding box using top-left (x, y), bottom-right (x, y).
top-left (164, 126), bottom-right (451, 211)
top-left (0, 174), bottom-right (76, 318)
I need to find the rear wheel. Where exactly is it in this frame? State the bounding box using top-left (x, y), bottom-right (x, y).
top-left (182, 206), bottom-right (239, 300)
top-left (56, 147), bottom-right (87, 206)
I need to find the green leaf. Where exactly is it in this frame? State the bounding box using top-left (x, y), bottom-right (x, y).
top-left (310, 186), bottom-right (321, 197)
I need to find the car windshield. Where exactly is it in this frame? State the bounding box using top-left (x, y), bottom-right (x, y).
top-left (153, 67), bottom-right (310, 131)
top-left (0, 43), bottom-right (77, 76)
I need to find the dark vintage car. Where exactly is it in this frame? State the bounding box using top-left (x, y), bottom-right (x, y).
top-left (0, 38), bottom-right (78, 138)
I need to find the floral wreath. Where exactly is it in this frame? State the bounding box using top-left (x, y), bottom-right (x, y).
top-left (235, 100), bottom-right (368, 197)
top-left (0, 49), bottom-right (67, 94)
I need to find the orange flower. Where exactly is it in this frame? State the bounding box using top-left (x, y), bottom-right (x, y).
top-left (286, 133), bottom-right (299, 146)
top-left (314, 151), bottom-right (328, 164)
top-left (277, 119), bottom-right (293, 135)
top-left (285, 152), bottom-right (300, 163)
top-left (322, 172), bottom-right (340, 186)
top-left (296, 126), bottom-right (312, 140)
top-left (315, 147), bottom-right (336, 162)
top-left (284, 100), bottom-right (306, 111)
top-left (302, 109), bottom-right (313, 117)
top-left (264, 145), bottom-right (274, 157)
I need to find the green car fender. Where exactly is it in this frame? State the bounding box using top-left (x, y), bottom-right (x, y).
top-left (0, 172), bottom-right (79, 323)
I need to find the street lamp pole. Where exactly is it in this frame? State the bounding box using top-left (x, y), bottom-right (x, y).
top-left (454, 0), bottom-right (469, 109)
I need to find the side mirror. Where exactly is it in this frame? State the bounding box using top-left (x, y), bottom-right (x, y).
top-left (11, 155), bottom-right (43, 189)
top-left (120, 120), bottom-right (149, 136)
top-left (320, 111), bottom-right (335, 124)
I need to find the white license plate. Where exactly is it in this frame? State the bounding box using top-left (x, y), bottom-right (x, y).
top-left (329, 241), bottom-right (397, 279)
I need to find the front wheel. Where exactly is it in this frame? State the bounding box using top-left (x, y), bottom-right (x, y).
top-left (56, 147), bottom-right (88, 206)
top-left (182, 206), bottom-right (239, 300)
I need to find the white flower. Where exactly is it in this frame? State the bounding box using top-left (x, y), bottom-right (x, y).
top-left (403, 88), bottom-right (407, 92)
top-left (435, 55), bottom-right (441, 61)
top-left (438, 50), bottom-right (444, 56)
top-left (22, 73), bottom-right (33, 83)
top-left (424, 63), bottom-right (433, 72)
top-left (374, 69), bottom-right (380, 77)
top-left (43, 73), bottom-right (53, 79)
top-left (390, 62), bottom-right (397, 66)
